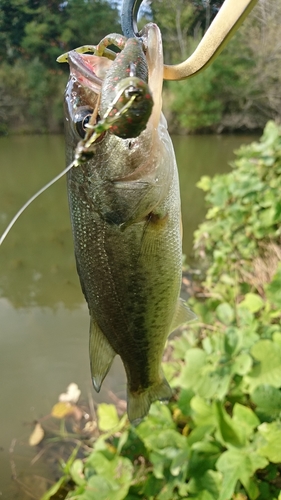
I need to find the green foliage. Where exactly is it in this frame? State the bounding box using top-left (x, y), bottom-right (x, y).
top-left (194, 120), bottom-right (281, 293)
top-left (61, 0), bottom-right (120, 51)
top-left (161, 0), bottom-right (281, 132)
top-left (42, 123), bottom-right (281, 500)
top-left (165, 41), bottom-right (249, 132)
top-left (0, 59), bottom-right (67, 132)
top-left (0, 0), bottom-right (120, 133)
top-left (167, 66), bottom-right (224, 132)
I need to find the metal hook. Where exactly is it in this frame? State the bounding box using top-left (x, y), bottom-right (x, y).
top-left (120, 0), bottom-right (258, 80)
top-left (121, 0), bottom-right (142, 38)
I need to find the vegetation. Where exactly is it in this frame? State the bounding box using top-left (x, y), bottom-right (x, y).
top-left (26, 122), bottom-right (281, 500)
top-left (160, 0), bottom-right (281, 133)
top-left (0, 0), bottom-right (281, 134)
top-left (0, 0), bottom-right (120, 134)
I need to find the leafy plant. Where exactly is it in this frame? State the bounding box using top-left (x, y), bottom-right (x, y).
top-left (40, 122), bottom-right (281, 500)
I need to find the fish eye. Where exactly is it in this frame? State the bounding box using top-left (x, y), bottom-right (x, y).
top-left (73, 107), bottom-right (93, 138)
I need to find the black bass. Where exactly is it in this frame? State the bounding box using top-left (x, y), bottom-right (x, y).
top-left (64, 24), bottom-right (194, 423)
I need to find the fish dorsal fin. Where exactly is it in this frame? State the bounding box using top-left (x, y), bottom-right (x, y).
top-left (170, 298), bottom-right (197, 333)
top-left (89, 318), bottom-right (116, 392)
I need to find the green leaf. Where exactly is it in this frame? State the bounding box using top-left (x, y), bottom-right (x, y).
top-left (157, 479), bottom-right (181, 500)
top-left (273, 331), bottom-right (281, 346)
top-left (70, 459), bottom-right (86, 486)
top-left (190, 396), bottom-right (216, 427)
top-left (97, 404), bottom-right (119, 432)
top-left (188, 443), bottom-right (221, 478)
top-left (189, 491), bottom-right (216, 500)
top-left (171, 333), bottom-right (193, 359)
top-left (177, 388), bottom-right (194, 417)
top-left (117, 430), bottom-right (129, 454)
top-left (215, 401), bottom-right (244, 447)
top-left (232, 353), bottom-right (253, 376)
top-left (216, 448), bottom-right (268, 500)
top-left (206, 206), bottom-right (220, 219)
top-left (41, 476), bottom-right (68, 500)
top-left (196, 176), bottom-right (211, 192)
top-left (187, 426), bottom-right (216, 447)
top-left (232, 403), bottom-right (260, 440)
top-left (258, 422), bottom-right (281, 463)
top-left (92, 415), bottom-right (127, 452)
top-left (239, 293), bottom-right (264, 313)
top-left (259, 207), bottom-right (276, 227)
top-left (179, 348), bottom-right (207, 390)
top-left (265, 263), bottom-right (281, 307)
top-left (149, 451), bottom-right (165, 479)
top-left (142, 474), bottom-right (165, 498)
top-left (245, 340), bottom-right (281, 392)
top-left (224, 327), bottom-right (240, 356)
top-left (79, 476), bottom-right (117, 500)
top-left (84, 453), bottom-right (133, 500)
top-left (252, 384), bottom-right (281, 414)
top-left (187, 470), bottom-right (221, 499)
top-left (170, 449), bottom-right (189, 476)
top-left (180, 348), bottom-right (232, 399)
top-left (137, 428), bottom-right (187, 454)
top-left (135, 403), bottom-right (175, 450)
top-left (216, 303), bottom-right (235, 325)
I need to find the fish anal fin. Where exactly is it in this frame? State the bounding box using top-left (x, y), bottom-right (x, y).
top-left (89, 318), bottom-right (116, 393)
top-left (127, 377), bottom-right (172, 425)
top-left (170, 298), bottom-right (197, 333)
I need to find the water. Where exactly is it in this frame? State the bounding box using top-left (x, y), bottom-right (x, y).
top-left (0, 133), bottom-right (258, 497)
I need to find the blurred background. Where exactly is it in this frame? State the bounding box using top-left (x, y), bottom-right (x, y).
top-left (0, 0), bottom-right (280, 136)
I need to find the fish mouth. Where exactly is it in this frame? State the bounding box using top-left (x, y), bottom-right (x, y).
top-left (65, 51), bottom-right (113, 143)
top-left (67, 50), bottom-right (112, 94)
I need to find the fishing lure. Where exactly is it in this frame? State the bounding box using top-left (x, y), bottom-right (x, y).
top-left (73, 38), bottom-right (154, 165)
top-left (59, 34), bottom-right (153, 145)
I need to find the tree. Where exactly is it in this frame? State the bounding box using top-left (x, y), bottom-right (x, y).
top-left (61, 0), bottom-right (120, 50)
top-left (0, 0), bottom-right (121, 132)
top-left (234, 0), bottom-right (281, 128)
top-left (160, 0), bottom-right (281, 132)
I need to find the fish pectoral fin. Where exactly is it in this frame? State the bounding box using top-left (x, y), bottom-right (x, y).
top-left (112, 180), bottom-right (164, 228)
top-left (127, 377), bottom-right (172, 425)
top-left (89, 317), bottom-right (116, 392)
top-left (139, 211), bottom-right (169, 256)
top-left (170, 298), bottom-right (197, 333)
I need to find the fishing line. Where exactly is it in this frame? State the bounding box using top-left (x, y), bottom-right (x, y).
top-left (0, 90), bottom-right (138, 246)
top-left (0, 160), bottom-right (76, 246)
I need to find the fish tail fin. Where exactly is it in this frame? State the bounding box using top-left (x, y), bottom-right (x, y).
top-left (89, 317), bottom-right (116, 393)
top-left (127, 377), bottom-right (172, 425)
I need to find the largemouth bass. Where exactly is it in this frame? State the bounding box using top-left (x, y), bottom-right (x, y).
top-left (64, 24), bottom-right (194, 423)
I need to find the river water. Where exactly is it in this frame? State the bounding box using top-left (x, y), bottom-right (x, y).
top-left (0, 133), bottom-right (258, 498)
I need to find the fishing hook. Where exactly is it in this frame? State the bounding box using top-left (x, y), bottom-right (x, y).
top-left (121, 0), bottom-right (142, 38)
top-left (121, 0), bottom-right (258, 80)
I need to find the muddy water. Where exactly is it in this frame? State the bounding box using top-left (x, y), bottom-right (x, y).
top-left (0, 133), bottom-right (258, 497)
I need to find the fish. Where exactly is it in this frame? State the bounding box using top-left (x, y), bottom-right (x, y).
top-left (64, 23), bottom-right (195, 424)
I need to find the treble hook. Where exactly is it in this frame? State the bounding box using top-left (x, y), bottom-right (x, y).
top-left (121, 0), bottom-right (258, 80)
